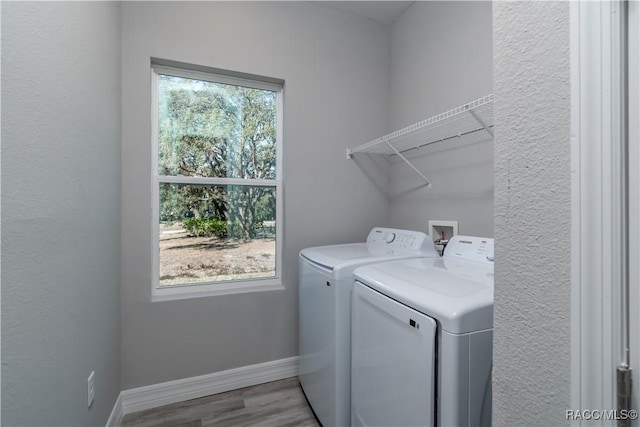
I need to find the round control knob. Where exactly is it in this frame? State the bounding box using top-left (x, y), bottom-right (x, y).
top-left (383, 232), bottom-right (396, 243)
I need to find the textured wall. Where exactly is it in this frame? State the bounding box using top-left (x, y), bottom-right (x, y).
top-left (120, 1), bottom-right (390, 389)
top-left (388, 1), bottom-right (494, 238)
top-left (493, 2), bottom-right (571, 425)
top-left (1, 2), bottom-right (122, 426)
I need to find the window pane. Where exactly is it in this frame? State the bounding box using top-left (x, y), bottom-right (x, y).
top-left (158, 183), bottom-right (277, 287)
top-left (157, 74), bottom-right (277, 180)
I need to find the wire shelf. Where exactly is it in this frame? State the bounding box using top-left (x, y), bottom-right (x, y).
top-left (346, 94), bottom-right (494, 187)
top-left (348, 94), bottom-right (494, 157)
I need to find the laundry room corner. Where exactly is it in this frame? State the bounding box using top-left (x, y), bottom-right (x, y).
top-left (387, 1), bottom-right (494, 237)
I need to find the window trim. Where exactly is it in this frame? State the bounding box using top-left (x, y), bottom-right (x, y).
top-left (150, 63), bottom-right (284, 302)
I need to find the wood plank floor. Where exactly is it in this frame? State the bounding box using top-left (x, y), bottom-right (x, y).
top-left (120, 377), bottom-right (321, 427)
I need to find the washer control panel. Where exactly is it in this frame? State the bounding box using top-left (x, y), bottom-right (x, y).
top-left (366, 227), bottom-right (433, 254)
top-left (444, 235), bottom-right (494, 264)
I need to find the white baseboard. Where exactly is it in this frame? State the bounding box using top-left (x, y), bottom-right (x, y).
top-left (105, 393), bottom-right (123, 427)
top-left (115, 356), bottom-right (298, 417)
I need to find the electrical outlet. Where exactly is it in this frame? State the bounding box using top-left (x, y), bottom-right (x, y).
top-left (87, 371), bottom-right (95, 407)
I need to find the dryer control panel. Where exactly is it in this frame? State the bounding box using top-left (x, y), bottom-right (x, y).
top-left (444, 235), bottom-right (494, 264)
top-left (366, 227), bottom-right (435, 255)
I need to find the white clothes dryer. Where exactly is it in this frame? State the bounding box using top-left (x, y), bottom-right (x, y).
top-left (351, 235), bottom-right (494, 427)
top-left (298, 227), bottom-right (438, 427)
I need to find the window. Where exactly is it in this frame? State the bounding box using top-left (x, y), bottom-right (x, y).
top-left (151, 64), bottom-right (283, 300)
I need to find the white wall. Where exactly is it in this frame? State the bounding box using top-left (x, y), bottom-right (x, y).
top-left (1, 2), bottom-right (122, 425)
top-left (120, 1), bottom-right (391, 389)
top-left (493, 2), bottom-right (571, 425)
top-left (387, 1), bottom-right (494, 238)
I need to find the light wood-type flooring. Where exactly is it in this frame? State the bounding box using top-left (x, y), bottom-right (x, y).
top-left (120, 377), bottom-right (321, 427)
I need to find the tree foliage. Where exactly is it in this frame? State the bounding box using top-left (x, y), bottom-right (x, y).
top-left (158, 74), bottom-right (277, 240)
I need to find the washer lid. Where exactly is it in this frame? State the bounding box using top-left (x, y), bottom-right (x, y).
top-left (300, 243), bottom-right (424, 280)
top-left (300, 242), bottom-right (438, 279)
top-left (299, 228), bottom-right (438, 280)
top-left (301, 243), bottom-right (376, 270)
top-left (353, 257), bottom-right (494, 334)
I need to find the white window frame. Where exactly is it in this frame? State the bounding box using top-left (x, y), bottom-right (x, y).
top-left (151, 64), bottom-right (284, 302)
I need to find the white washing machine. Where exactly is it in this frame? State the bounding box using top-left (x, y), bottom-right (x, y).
top-left (351, 235), bottom-right (494, 427)
top-left (298, 227), bottom-right (438, 427)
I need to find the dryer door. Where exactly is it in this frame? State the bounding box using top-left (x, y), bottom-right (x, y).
top-left (351, 281), bottom-right (437, 427)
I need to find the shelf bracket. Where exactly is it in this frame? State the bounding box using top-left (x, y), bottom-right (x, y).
top-left (382, 140), bottom-right (432, 188)
top-left (346, 148), bottom-right (354, 160)
top-left (467, 108), bottom-right (494, 137)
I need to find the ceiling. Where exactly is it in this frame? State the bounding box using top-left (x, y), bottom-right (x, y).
top-left (315, 1), bottom-right (415, 25)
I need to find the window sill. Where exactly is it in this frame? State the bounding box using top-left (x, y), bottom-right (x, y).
top-left (151, 278), bottom-right (285, 302)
